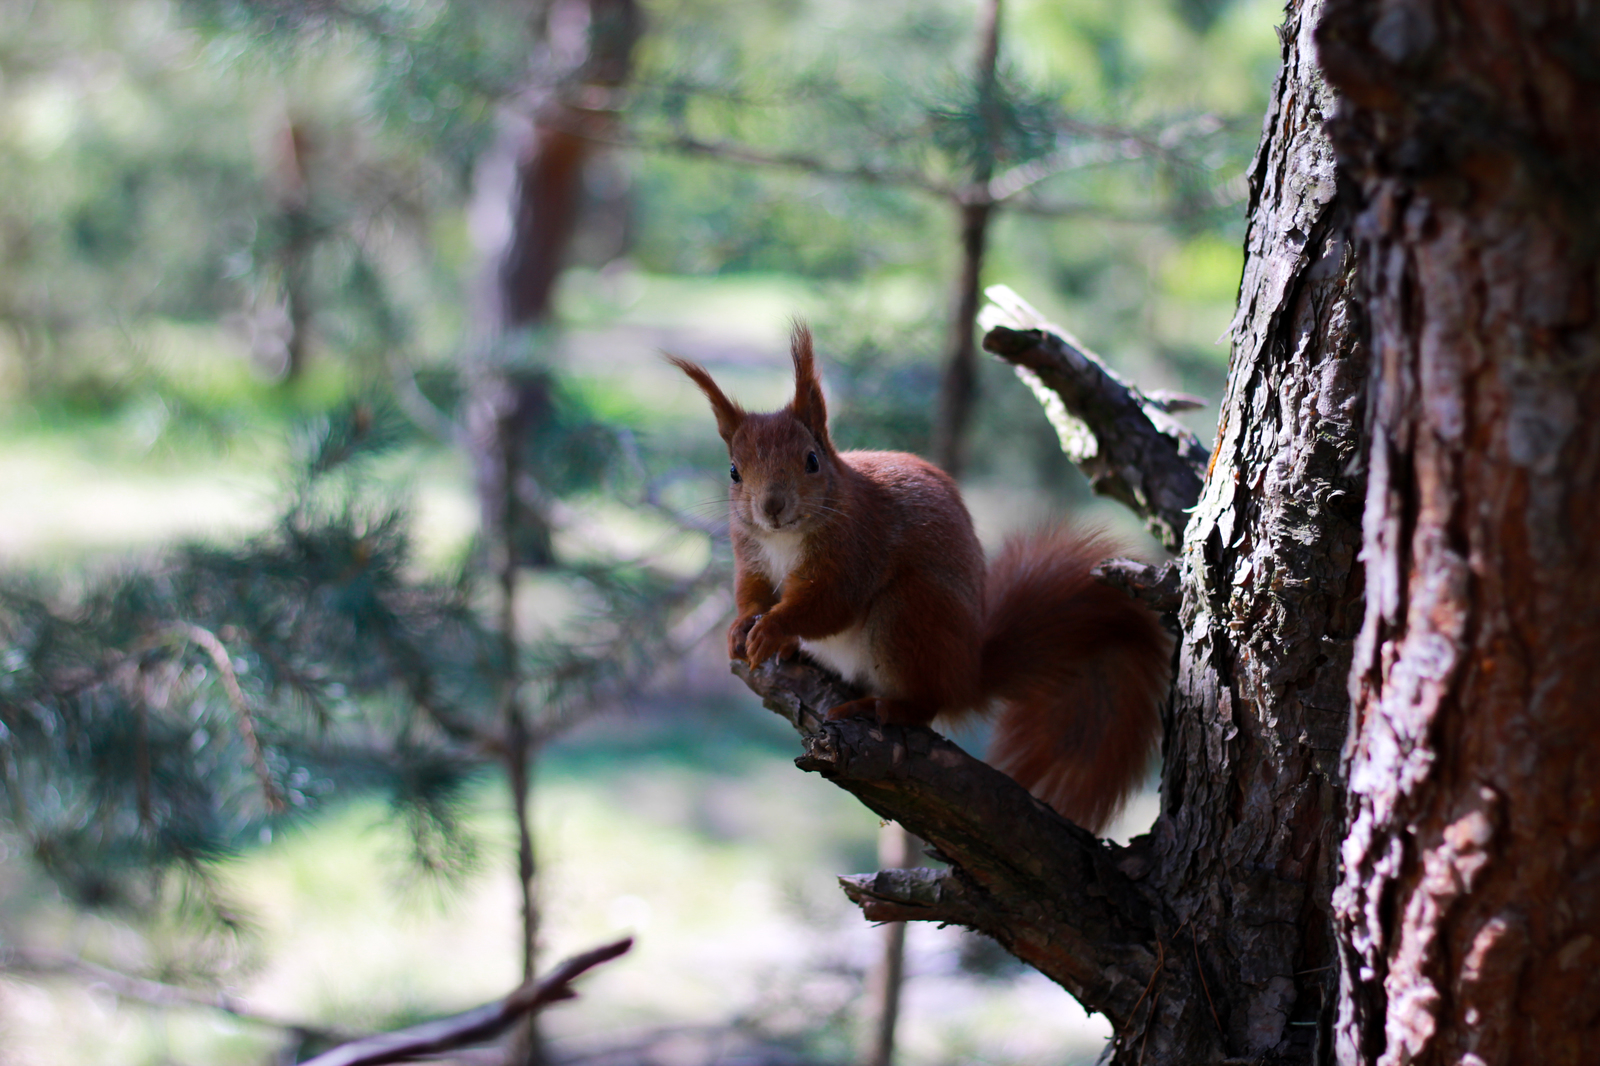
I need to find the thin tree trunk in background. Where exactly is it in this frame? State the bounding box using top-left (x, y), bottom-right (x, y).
top-left (932, 201), bottom-right (992, 477)
top-left (273, 119), bottom-right (316, 383)
top-left (492, 371), bottom-right (545, 1066)
top-left (862, 822), bottom-right (919, 1066)
top-left (861, 6), bottom-right (1008, 1057)
top-left (499, 416), bottom-right (539, 986)
top-left (468, 4), bottom-right (642, 1064)
top-left (1316, 2), bottom-right (1600, 1061)
top-left (930, 0), bottom-right (1003, 478)
top-left (499, 0), bottom-right (641, 327)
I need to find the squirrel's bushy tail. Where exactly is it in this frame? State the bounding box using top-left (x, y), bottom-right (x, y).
top-left (979, 527), bottom-right (1171, 833)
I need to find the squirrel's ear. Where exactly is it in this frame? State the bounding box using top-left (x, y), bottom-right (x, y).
top-left (788, 322), bottom-right (834, 455)
top-left (666, 355), bottom-right (744, 444)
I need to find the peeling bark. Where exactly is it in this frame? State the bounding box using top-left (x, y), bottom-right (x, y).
top-left (1318, 2), bottom-right (1600, 1062)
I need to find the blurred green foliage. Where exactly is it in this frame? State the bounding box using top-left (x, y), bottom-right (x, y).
top-left (0, 0), bottom-right (1279, 918)
top-left (0, 0), bottom-right (1274, 450)
top-left (0, 0), bottom-right (1280, 1057)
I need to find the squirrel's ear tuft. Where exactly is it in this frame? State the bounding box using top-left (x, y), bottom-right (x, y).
top-left (666, 355), bottom-right (744, 444)
top-left (789, 321), bottom-right (834, 455)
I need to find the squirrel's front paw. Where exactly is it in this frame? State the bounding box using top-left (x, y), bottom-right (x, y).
top-left (744, 616), bottom-right (799, 666)
top-left (727, 615), bottom-right (761, 661)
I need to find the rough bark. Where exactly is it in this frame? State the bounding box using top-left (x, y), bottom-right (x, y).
top-left (1148, 0), bottom-right (1368, 1058)
top-left (1317, 2), bottom-right (1600, 1063)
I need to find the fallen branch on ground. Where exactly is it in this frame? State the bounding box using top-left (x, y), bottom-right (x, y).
top-left (298, 937), bottom-right (634, 1066)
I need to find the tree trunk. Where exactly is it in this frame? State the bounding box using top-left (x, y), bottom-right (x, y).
top-left (930, 0), bottom-right (1004, 479)
top-left (1317, 2), bottom-right (1600, 1062)
top-left (1141, 0), bottom-right (1367, 1056)
top-left (498, 0), bottom-right (642, 327)
top-left (466, 5), bottom-right (642, 1064)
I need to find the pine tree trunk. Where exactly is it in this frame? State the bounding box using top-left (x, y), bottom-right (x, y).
top-left (1316, 2), bottom-right (1600, 1062)
top-left (1132, 0), bottom-right (1366, 1057)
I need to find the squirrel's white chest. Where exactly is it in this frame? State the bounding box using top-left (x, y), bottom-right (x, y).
top-left (802, 626), bottom-right (881, 691)
top-left (749, 529), bottom-right (885, 691)
top-left (752, 530), bottom-right (805, 585)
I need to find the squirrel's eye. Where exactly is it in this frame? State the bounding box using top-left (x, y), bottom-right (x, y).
top-left (729, 462), bottom-right (741, 483)
top-left (805, 451), bottom-right (820, 474)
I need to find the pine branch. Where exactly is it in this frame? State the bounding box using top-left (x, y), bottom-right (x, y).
top-left (166, 623), bottom-right (286, 813)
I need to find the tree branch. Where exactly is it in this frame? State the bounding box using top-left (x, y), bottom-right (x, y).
top-left (595, 127), bottom-right (956, 197)
top-left (1092, 558), bottom-right (1182, 615)
top-left (732, 658), bottom-right (1180, 1029)
top-left (980, 286), bottom-right (1209, 552)
top-left (298, 937), bottom-right (633, 1066)
top-left (167, 623), bottom-right (286, 812)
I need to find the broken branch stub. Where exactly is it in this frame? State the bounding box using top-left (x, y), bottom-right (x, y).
top-left (980, 286), bottom-right (1208, 553)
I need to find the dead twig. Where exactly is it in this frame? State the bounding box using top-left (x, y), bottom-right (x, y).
top-left (981, 286), bottom-right (1209, 552)
top-left (166, 623), bottom-right (285, 812)
top-left (298, 937), bottom-right (634, 1066)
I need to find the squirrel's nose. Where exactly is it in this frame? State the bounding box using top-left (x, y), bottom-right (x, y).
top-left (763, 494), bottom-right (785, 520)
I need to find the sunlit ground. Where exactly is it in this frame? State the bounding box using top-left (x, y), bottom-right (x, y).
top-left (0, 273), bottom-right (1169, 1065)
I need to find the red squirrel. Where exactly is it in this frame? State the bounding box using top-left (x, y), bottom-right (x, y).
top-left (670, 324), bottom-right (1171, 833)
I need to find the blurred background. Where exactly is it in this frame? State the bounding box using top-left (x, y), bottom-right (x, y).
top-left (0, 0), bottom-right (1277, 1062)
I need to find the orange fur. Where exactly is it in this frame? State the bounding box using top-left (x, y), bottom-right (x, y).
top-left (670, 324), bottom-right (1171, 833)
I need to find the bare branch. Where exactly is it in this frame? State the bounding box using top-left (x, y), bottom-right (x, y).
top-left (167, 624), bottom-right (285, 812)
top-left (594, 127), bottom-right (956, 197)
top-left (980, 286), bottom-right (1209, 553)
top-left (298, 937), bottom-right (634, 1066)
top-left (385, 352), bottom-right (466, 447)
top-left (1092, 558), bottom-right (1182, 615)
top-left (731, 658), bottom-right (1180, 1030)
